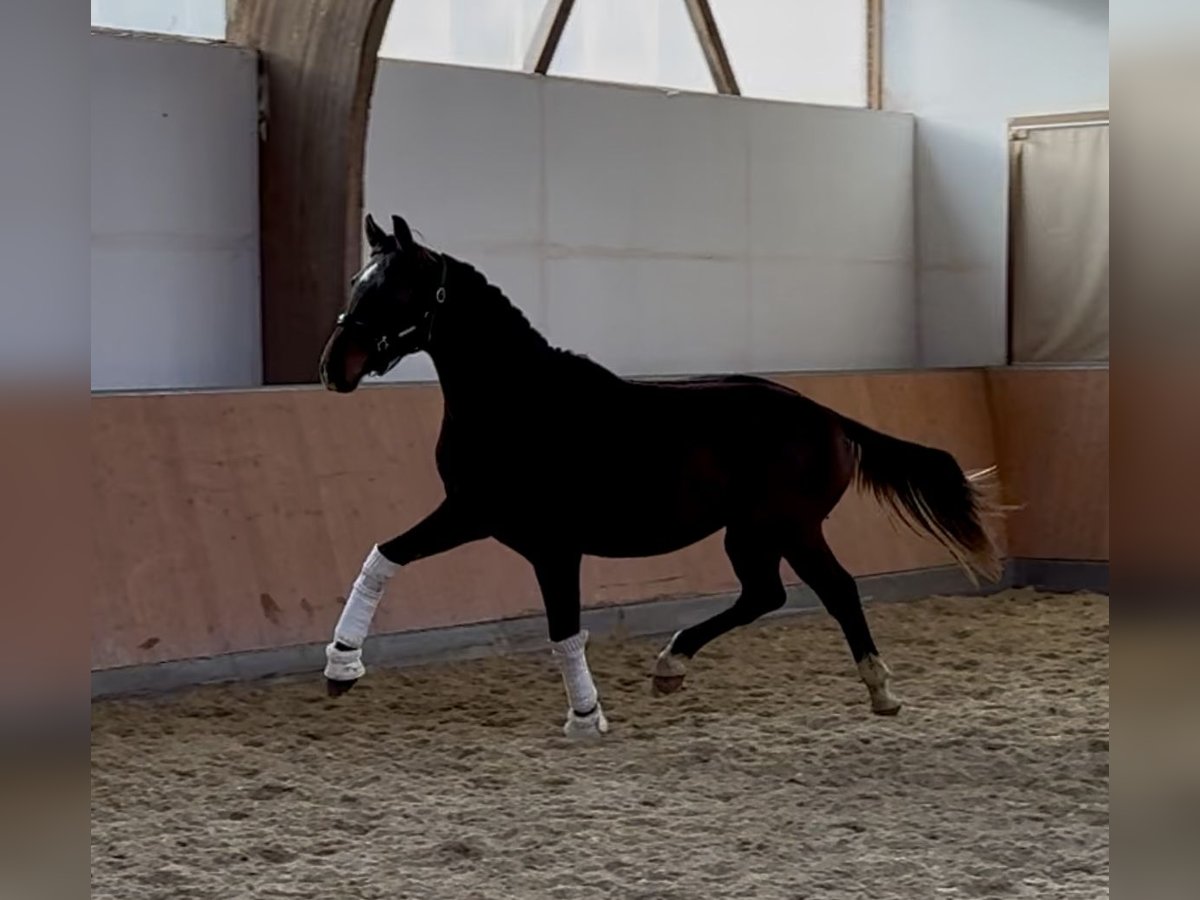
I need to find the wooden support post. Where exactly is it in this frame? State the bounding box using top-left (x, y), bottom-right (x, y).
top-left (682, 0), bottom-right (739, 96)
top-left (867, 0), bottom-right (883, 109)
top-left (524, 0), bottom-right (576, 75)
top-left (227, 0), bottom-right (395, 385)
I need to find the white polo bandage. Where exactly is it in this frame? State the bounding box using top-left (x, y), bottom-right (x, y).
top-left (325, 642), bottom-right (365, 681)
top-left (332, 545), bottom-right (399, 649)
top-left (551, 630), bottom-right (598, 714)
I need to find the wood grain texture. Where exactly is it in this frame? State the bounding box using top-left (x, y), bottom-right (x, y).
top-left (986, 367), bottom-right (1109, 560)
top-left (93, 371), bottom-right (1014, 670)
top-left (867, 0), bottom-right (883, 109)
top-left (226, 0), bottom-right (394, 385)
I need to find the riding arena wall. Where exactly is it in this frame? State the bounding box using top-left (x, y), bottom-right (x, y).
top-left (91, 366), bottom-right (1107, 693)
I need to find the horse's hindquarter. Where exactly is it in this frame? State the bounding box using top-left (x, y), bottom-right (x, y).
top-left (572, 379), bottom-right (843, 555)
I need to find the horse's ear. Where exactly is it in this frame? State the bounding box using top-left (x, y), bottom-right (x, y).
top-left (391, 214), bottom-right (415, 252)
top-left (364, 214), bottom-right (389, 251)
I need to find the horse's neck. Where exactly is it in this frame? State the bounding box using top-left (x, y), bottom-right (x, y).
top-left (428, 265), bottom-right (553, 415)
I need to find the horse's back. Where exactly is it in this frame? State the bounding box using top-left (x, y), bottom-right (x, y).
top-left (437, 366), bottom-right (849, 556)
top-left (626, 372), bottom-right (793, 394)
top-left (621, 372), bottom-right (832, 433)
top-left (577, 374), bottom-right (849, 553)
top-left (585, 372), bottom-right (846, 490)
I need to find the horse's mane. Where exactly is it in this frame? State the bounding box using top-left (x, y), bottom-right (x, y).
top-left (445, 254), bottom-right (621, 386)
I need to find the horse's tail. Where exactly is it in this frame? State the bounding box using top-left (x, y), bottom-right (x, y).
top-left (838, 415), bottom-right (1004, 585)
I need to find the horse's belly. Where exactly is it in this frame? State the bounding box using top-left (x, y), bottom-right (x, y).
top-left (578, 514), bottom-right (725, 558)
top-left (480, 463), bottom-right (729, 558)
top-left (451, 427), bottom-right (737, 557)
top-left (572, 468), bottom-right (730, 557)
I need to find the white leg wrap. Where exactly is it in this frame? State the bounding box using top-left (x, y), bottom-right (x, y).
top-left (324, 642), bottom-right (365, 681)
top-left (551, 631), bottom-right (599, 714)
top-left (857, 653), bottom-right (902, 714)
top-left (332, 545), bottom-right (398, 649)
top-left (324, 545), bottom-right (398, 682)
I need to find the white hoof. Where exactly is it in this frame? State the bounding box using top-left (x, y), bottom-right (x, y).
top-left (325, 642), bottom-right (366, 681)
top-left (871, 696), bottom-right (903, 716)
top-left (563, 703), bottom-right (609, 740)
top-left (857, 653), bottom-right (902, 715)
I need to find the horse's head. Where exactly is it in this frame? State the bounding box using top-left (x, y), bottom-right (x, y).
top-left (319, 214), bottom-right (445, 393)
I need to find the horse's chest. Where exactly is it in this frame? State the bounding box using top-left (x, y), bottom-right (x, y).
top-left (438, 448), bottom-right (564, 495)
top-left (435, 428), bottom-right (558, 494)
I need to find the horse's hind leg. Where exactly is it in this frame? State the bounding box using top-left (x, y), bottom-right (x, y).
top-left (652, 527), bottom-right (785, 696)
top-left (784, 533), bottom-right (902, 716)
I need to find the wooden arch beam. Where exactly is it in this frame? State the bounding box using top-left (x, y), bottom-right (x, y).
top-left (228, 0), bottom-right (395, 385)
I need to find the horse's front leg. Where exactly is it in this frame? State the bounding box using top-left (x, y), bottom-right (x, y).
top-left (533, 553), bottom-right (609, 740)
top-left (324, 499), bottom-right (487, 695)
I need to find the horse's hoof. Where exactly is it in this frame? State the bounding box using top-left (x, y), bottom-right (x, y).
top-left (326, 677), bottom-right (358, 698)
top-left (651, 674), bottom-right (686, 697)
top-left (652, 632), bottom-right (688, 698)
top-left (563, 704), bottom-right (609, 740)
top-left (872, 701), bottom-right (902, 716)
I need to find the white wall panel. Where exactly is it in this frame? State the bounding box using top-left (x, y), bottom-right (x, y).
top-left (543, 81), bottom-right (748, 257)
top-left (90, 33), bottom-right (260, 390)
top-left (83, 39), bottom-right (917, 390)
top-left (367, 59), bottom-right (916, 382)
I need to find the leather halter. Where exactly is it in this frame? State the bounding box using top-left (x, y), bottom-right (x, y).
top-left (336, 254), bottom-right (447, 376)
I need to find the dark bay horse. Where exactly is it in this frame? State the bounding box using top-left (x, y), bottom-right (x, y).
top-left (318, 214), bottom-right (1001, 738)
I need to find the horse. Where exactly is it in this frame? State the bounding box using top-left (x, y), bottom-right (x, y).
top-left (317, 213), bottom-right (1002, 738)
